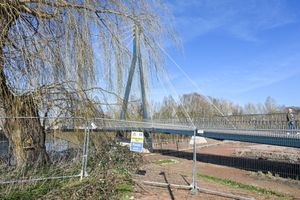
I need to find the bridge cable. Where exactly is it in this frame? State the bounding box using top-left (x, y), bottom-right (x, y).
top-left (156, 43), bottom-right (237, 129)
top-left (157, 69), bottom-right (195, 128)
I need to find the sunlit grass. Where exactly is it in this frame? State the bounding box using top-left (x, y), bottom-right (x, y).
top-left (198, 173), bottom-right (292, 200)
top-left (153, 159), bottom-right (178, 165)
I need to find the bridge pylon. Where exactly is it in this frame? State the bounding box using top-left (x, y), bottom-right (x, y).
top-left (118, 24), bottom-right (150, 139)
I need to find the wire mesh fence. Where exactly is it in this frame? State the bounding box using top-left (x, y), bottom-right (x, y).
top-left (0, 117), bottom-right (87, 184)
top-left (0, 115), bottom-right (299, 199)
top-left (0, 116), bottom-right (195, 185)
top-left (134, 137), bottom-right (300, 199)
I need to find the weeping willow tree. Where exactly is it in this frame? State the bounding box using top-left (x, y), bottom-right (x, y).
top-left (0, 0), bottom-right (175, 167)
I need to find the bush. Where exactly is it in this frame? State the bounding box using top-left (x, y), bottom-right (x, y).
top-left (0, 139), bottom-right (142, 199)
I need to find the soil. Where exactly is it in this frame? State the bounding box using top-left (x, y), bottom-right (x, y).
top-left (132, 139), bottom-right (300, 200)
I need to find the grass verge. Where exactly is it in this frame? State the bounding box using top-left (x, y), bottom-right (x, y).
top-left (153, 159), bottom-right (178, 165)
top-left (198, 173), bottom-right (292, 200)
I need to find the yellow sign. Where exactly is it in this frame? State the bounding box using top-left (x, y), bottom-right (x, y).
top-left (131, 131), bottom-right (144, 142)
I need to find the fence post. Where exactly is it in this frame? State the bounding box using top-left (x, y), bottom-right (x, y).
top-left (191, 128), bottom-right (198, 194)
top-left (80, 119), bottom-right (90, 180)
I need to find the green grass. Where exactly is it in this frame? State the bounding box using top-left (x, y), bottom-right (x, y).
top-left (0, 173), bottom-right (135, 200)
top-left (153, 159), bottom-right (178, 165)
top-left (198, 173), bottom-right (292, 200)
top-left (116, 181), bottom-right (133, 193)
top-left (0, 179), bottom-right (67, 200)
top-left (116, 180), bottom-right (134, 200)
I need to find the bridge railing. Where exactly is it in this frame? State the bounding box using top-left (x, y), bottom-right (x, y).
top-left (152, 113), bottom-right (299, 130)
top-left (193, 119), bottom-right (298, 130)
top-left (91, 118), bottom-right (194, 131)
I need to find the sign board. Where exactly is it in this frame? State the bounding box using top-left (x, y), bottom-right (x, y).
top-left (130, 131), bottom-right (144, 152)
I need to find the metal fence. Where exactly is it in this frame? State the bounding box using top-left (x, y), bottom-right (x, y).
top-left (0, 116), bottom-right (299, 199)
top-left (0, 116), bottom-right (194, 184)
top-left (0, 117), bottom-right (87, 184)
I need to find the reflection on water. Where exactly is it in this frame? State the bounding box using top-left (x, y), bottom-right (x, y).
top-left (0, 138), bottom-right (69, 155)
top-left (0, 141), bottom-right (8, 155)
top-left (45, 139), bottom-right (69, 152)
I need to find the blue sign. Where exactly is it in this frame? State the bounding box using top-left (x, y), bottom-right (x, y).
top-left (130, 142), bottom-right (143, 152)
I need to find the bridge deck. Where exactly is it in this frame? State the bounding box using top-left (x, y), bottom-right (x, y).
top-left (49, 117), bottom-right (300, 148)
top-left (87, 123), bottom-right (300, 148)
top-left (199, 129), bottom-right (300, 148)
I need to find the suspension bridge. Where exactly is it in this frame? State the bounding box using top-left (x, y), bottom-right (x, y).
top-left (0, 24), bottom-right (299, 200)
top-left (90, 24), bottom-right (298, 150)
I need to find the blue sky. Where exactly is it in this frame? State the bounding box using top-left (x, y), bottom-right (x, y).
top-left (151, 0), bottom-right (300, 107)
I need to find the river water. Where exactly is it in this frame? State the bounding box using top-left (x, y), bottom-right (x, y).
top-left (0, 139), bottom-right (69, 156)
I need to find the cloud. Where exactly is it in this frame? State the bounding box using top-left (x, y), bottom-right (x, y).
top-left (166, 0), bottom-right (296, 42)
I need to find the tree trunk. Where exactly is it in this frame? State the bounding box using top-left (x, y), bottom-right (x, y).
top-left (0, 59), bottom-right (49, 168)
top-left (0, 6), bottom-right (49, 168)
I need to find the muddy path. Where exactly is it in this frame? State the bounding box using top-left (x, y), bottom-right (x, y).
top-left (133, 140), bottom-right (300, 200)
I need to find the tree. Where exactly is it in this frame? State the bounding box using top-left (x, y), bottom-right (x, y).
top-left (0, 0), bottom-right (174, 167)
top-left (153, 95), bottom-right (178, 119)
top-left (264, 96), bottom-right (278, 114)
top-left (243, 103), bottom-right (258, 114)
top-left (180, 93), bottom-right (212, 118)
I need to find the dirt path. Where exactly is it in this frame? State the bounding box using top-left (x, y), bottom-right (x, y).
top-left (133, 141), bottom-right (300, 200)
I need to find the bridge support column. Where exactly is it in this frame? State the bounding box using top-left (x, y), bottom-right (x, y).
top-left (119, 26), bottom-right (138, 122)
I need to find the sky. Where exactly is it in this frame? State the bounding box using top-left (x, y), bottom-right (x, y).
top-left (151, 0), bottom-right (300, 107)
